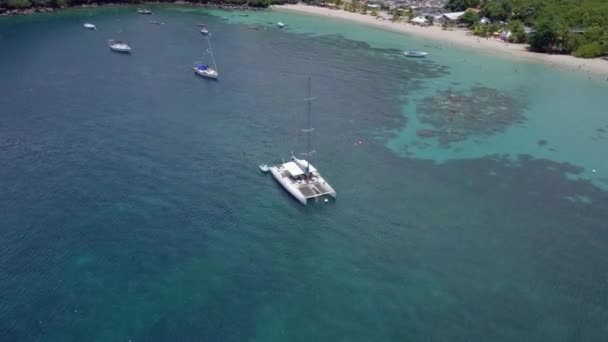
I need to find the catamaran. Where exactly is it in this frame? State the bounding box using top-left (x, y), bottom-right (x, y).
top-left (269, 78), bottom-right (336, 205)
top-left (193, 35), bottom-right (218, 79)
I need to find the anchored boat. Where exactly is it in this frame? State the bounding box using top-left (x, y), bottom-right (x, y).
top-left (193, 35), bottom-right (218, 79)
top-left (108, 40), bottom-right (131, 53)
top-left (269, 78), bottom-right (336, 205)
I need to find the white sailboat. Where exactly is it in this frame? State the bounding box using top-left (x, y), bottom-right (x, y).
top-left (193, 35), bottom-right (218, 79)
top-left (269, 78), bottom-right (336, 205)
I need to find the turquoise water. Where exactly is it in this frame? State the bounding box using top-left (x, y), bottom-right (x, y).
top-left (1, 6), bottom-right (607, 341)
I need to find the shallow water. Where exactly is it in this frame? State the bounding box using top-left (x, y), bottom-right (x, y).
top-left (0, 6), bottom-right (607, 341)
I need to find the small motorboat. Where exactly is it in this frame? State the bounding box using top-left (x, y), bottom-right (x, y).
top-left (249, 26), bottom-right (259, 30)
top-left (197, 23), bottom-right (207, 27)
top-left (277, 21), bottom-right (285, 28)
top-left (137, 8), bottom-right (152, 15)
top-left (259, 164), bottom-right (270, 173)
top-left (149, 21), bottom-right (164, 25)
top-left (200, 26), bottom-right (209, 35)
top-left (239, 14), bottom-right (249, 17)
top-left (403, 50), bottom-right (428, 58)
top-left (221, 17), bottom-right (229, 21)
top-left (83, 23), bottom-right (96, 30)
top-left (108, 40), bottom-right (131, 53)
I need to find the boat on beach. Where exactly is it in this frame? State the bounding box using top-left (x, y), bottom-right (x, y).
top-left (269, 78), bottom-right (336, 205)
top-left (403, 50), bottom-right (428, 58)
top-left (108, 40), bottom-right (131, 53)
top-left (137, 8), bottom-right (152, 15)
top-left (193, 35), bottom-right (218, 79)
top-left (83, 23), bottom-right (96, 30)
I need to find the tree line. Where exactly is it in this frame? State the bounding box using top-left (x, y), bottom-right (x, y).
top-left (0, 0), bottom-right (292, 10)
top-left (445, 0), bottom-right (608, 58)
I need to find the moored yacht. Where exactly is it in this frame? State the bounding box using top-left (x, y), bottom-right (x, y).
top-left (193, 35), bottom-right (218, 79)
top-left (269, 78), bottom-right (336, 205)
top-left (193, 63), bottom-right (218, 79)
top-left (270, 157), bottom-right (336, 205)
top-left (108, 39), bottom-right (131, 53)
top-left (83, 23), bottom-right (96, 30)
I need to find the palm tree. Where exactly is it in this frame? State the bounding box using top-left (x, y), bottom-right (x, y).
top-left (407, 9), bottom-right (415, 23)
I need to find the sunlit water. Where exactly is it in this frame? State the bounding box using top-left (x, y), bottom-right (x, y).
top-left (0, 5), bottom-right (607, 341)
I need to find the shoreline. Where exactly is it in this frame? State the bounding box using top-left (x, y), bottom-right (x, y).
top-left (0, 1), bottom-right (258, 17)
top-left (275, 4), bottom-right (608, 79)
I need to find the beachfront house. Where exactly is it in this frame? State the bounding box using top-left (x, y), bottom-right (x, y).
top-left (442, 11), bottom-right (466, 22)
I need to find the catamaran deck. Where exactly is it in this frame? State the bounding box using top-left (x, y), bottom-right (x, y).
top-left (297, 182), bottom-right (334, 199)
top-left (280, 169), bottom-right (333, 199)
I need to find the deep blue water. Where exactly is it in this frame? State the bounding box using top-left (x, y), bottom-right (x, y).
top-left (1, 6), bottom-right (607, 341)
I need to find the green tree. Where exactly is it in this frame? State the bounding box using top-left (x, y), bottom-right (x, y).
top-left (473, 23), bottom-right (487, 36)
top-left (507, 20), bottom-right (527, 43)
top-left (55, 0), bottom-right (70, 7)
top-left (445, 0), bottom-right (480, 12)
top-left (7, 0), bottom-right (31, 8)
top-left (481, 0), bottom-right (511, 22)
top-left (459, 9), bottom-right (479, 28)
top-left (574, 42), bottom-right (603, 58)
top-left (407, 10), bottom-right (415, 22)
top-left (529, 17), bottom-right (559, 52)
top-left (392, 9), bottom-right (403, 22)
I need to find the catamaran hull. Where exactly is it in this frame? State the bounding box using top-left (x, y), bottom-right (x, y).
top-left (270, 166), bottom-right (336, 205)
top-left (270, 167), bottom-right (308, 205)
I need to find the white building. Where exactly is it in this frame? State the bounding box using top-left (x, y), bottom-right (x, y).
top-left (442, 11), bottom-right (466, 21)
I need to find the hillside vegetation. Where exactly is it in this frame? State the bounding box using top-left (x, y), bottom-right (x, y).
top-left (446, 0), bottom-right (608, 57)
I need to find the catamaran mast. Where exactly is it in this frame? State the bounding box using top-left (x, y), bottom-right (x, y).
top-left (306, 77), bottom-right (311, 175)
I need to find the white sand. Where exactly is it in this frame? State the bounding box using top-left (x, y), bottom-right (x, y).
top-left (275, 4), bottom-right (608, 79)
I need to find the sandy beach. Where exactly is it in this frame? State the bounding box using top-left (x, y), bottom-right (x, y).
top-left (276, 4), bottom-right (608, 78)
